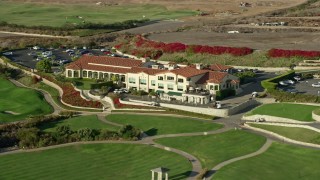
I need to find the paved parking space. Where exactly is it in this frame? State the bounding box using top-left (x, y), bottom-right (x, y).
top-left (290, 78), bottom-right (320, 96)
top-left (3, 48), bottom-right (105, 69)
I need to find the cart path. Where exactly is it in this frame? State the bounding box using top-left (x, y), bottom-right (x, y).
top-left (206, 138), bottom-right (273, 179)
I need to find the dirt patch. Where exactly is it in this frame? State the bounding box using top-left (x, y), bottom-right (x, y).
top-left (148, 31), bottom-right (320, 51)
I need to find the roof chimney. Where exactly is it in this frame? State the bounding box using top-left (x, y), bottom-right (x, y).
top-left (195, 63), bottom-right (203, 70)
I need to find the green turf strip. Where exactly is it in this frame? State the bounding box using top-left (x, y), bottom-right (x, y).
top-left (106, 114), bottom-right (223, 135)
top-left (247, 103), bottom-right (318, 121)
top-left (40, 115), bottom-right (119, 132)
top-left (155, 130), bottom-right (266, 168)
top-left (0, 77), bottom-right (53, 123)
top-left (0, 144), bottom-right (191, 180)
top-left (214, 142), bottom-right (320, 180)
top-left (250, 124), bottom-right (320, 144)
top-left (0, 2), bottom-right (196, 27)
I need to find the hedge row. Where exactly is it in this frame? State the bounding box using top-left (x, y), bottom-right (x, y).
top-left (90, 81), bottom-right (113, 89)
top-left (261, 70), bottom-right (295, 91)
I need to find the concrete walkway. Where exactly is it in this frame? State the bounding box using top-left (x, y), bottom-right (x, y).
top-left (206, 139), bottom-right (273, 179)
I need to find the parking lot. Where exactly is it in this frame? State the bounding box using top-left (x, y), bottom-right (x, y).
top-left (287, 78), bottom-right (320, 96)
top-left (2, 47), bottom-right (106, 70)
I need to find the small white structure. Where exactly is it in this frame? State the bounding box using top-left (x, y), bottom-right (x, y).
top-left (151, 167), bottom-right (169, 180)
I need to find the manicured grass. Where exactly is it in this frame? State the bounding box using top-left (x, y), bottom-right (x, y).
top-left (107, 114), bottom-right (223, 135)
top-left (247, 103), bottom-right (318, 121)
top-left (214, 142), bottom-right (320, 180)
top-left (70, 78), bottom-right (96, 90)
top-left (155, 130), bottom-right (266, 168)
top-left (250, 124), bottom-right (320, 145)
top-left (0, 2), bottom-right (196, 27)
top-left (40, 115), bottom-right (119, 132)
top-left (0, 143), bottom-right (192, 179)
top-left (0, 77), bottom-right (53, 123)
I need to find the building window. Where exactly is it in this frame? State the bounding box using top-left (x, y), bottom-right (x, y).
top-left (104, 73), bottom-right (109, 80)
top-left (74, 71), bottom-right (79, 78)
top-left (158, 83), bottom-right (164, 89)
top-left (215, 85), bottom-right (219, 90)
top-left (140, 78), bottom-right (147, 85)
top-left (120, 75), bottom-right (125, 82)
top-left (82, 71), bottom-right (87, 78)
top-left (158, 76), bottom-right (164, 81)
top-left (88, 71), bottom-right (92, 78)
top-left (209, 85), bottom-right (214, 90)
top-left (67, 70), bottom-right (72, 77)
top-left (93, 72), bottom-right (98, 79)
top-left (178, 78), bottom-right (184, 83)
top-left (99, 72), bottom-right (103, 79)
top-left (151, 80), bottom-right (156, 86)
top-left (187, 78), bottom-right (191, 81)
top-left (167, 84), bottom-right (174, 90)
top-left (167, 76), bottom-right (174, 81)
top-left (129, 77), bottom-right (136, 84)
top-left (177, 85), bottom-right (184, 91)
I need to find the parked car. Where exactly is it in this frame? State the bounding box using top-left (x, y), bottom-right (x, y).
top-left (119, 88), bottom-right (129, 93)
top-left (66, 49), bottom-right (74, 53)
top-left (279, 81), bottom-right (289, 86)
top-left (36, 57), bottom-right (43, 61)
top-left (113, 89), bottom-right (122, 94)
top-left (293, 76), bottom-right (302, 81)
top-left (286, 88), bottom-right (299, 94)
top-left (59, 59), bottom-right (71, 64)
top-left (283, 80), bottom-right (295, 85)
top-left (103, 51), bottom-right (112, 55)
top-left (312, 83), bottom-right (320, 87)
top-left (255, 117), bottom-right (266, 122)
top-left (3, 52), bottom-right (13, 55)
top-left (33, 46), bottom-right (41, 50)
top-left (27, 52), bottom-right (37, 56)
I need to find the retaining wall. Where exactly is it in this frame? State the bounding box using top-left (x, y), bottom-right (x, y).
top-left (244, 123), bottom-right (320, 148)
top-left (312, 111), bottom-right (320, 122)
top-left (242, 114), bottom-right (314, 124)
top-left (228, 99), bottom-right (260, 115)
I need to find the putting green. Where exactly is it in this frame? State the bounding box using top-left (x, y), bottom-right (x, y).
top-left (0, 77), bottom-right (53, 123)
top-left (0, 143), bottom-right (192, 180)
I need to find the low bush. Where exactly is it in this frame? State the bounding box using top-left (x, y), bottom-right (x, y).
top-left (90, 81), bottom-right (113, 89)
top-left (268, 48), bottom-right (320, 59)
top-left (216, 89), bottom-right (236, 100)
top-left (261, 70), bottom-right (295, 91)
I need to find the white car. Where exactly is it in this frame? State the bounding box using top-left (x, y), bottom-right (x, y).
top-left (33, 46), bottom-right (41, 50)
top-left (284, 80), bottom-right (295, 85)
top-left (113, 89), bottom-right (122, 94)
top-left (312, 83), bottom-right (320, 87)
top-left (293, 76), bottom-right (302, 81)
top-left (66, 49), bottom-right (74, 53)
top-left (279, 81), bottom-right (289, 86)
top-left (3, 52), bottom-right (13, 55)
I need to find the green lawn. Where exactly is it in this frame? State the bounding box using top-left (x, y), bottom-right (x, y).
top-left (250, 124), bottom-right (320, 145)
top-left (155, 130), bottom-right (266, 168)
top-left (106, 114), bottom-right (223, 136)
top-left (247, 103), bottom-right (318, 121)
top-left (0, 77), bottom-right (53, 123)
top-left (0, 143), bottom-right (191, 180)
top-left (70, 78), bottom-right (96, 90)
top-left (0, 2), bottom-right (196, 27)
top-left (40, 115), bottom-right (119, 132)
top-left (214, 142), bottom-right (320, 180)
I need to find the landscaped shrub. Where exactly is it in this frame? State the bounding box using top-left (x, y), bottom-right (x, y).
top-left (261, 70), bottom-right (295, 91)
top-left (216, 89), bottom-right (236, 100)
top-left (90, 81), bottom-right (113, 89)
top-left (268, 48), bottom-right (320, 59)
top-left (116, 35), bottom-right (253, 59)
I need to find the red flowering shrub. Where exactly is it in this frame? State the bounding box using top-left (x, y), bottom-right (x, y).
top-left (118, 35), bottom-right (253, 58)
top-left (268, 49), bottom-right (320, 59)
top-left (37, 73), bottom-right (103, 109)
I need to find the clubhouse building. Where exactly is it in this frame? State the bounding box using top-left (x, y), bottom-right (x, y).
top-left (65, 56), bottom-right (241, 104)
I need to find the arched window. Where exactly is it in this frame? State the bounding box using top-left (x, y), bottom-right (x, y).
top-left (83, 71), bottom-right (87, 78)
top-left (67, 70), bottom-right (72, 77)
top-left (88, 71), bottom-right (92, 78)
top-left (74, 71), bottom-right (79, 78)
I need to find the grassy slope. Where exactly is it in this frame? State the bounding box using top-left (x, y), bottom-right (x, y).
top-left (214, 143), bottom-right (320, 180)
top-left (40, 115), bottom-right (119, 132)
top-left (0, 77), bottom-right (52, 123)
top-left (248, 103), bottom-right (318, 121)
top-left (250, 124), bottom-right (320, 144)
top-left (155, 130), bottom-right (266, 168)
top-left (0, 143), bottom-right (191, 180)
top-left (106, 114), bottom-right (223, 136)
top-left (0, 2), bottom-right (196, 27)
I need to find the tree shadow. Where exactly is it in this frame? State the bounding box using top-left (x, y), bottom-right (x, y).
top-left (145, 128), bottom-right (158, 136)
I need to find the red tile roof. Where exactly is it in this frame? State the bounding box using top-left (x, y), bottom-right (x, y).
top-left (130, 67), bottom-right (166, 75)
top-left (196, 71), bottom-right (228, 84)
top-left (166, 67), bottom-right (208, 78)
top-left (209, 64), bottom-right (233, 71)
top-left (65, 56), bottom-right (142, 73)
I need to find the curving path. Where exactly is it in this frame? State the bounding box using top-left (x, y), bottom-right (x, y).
top-left (206, 139), bottom-right (273, 180)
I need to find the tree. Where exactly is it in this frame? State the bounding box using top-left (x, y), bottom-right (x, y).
top-left (36, 59), bottom-right (52, 73)
top-left (16, 128), bottom-right (40, 148)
